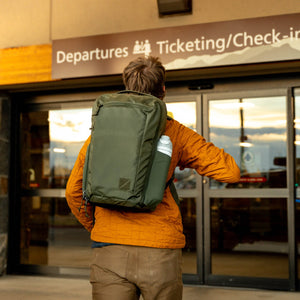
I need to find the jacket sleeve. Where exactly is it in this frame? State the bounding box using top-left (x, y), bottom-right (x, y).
top-left (65, 136), bottom-right (94, 232)
top-left (177, 124), bottom-right (240, 183)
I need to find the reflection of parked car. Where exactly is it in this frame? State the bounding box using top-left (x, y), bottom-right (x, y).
top-left (227, 168), bottom-right (286, 188)
top-left (174, 167), bottom-right (196, 189)
top-left (225, 157), bottom-right (288, 188)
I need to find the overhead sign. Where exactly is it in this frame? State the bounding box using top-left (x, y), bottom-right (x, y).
top-left (52, 13), bottom-right (300, 79)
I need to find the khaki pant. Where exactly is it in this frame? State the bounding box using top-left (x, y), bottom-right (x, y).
top-left (90, 245), bottom-right (183, 300)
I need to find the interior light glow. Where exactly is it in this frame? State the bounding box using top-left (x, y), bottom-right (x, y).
top-left (239, 142), bottom-right (253, 147)
top-left (53, 148), bottom-right (66, 153)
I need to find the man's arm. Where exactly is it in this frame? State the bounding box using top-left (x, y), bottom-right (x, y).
top-left (65, 137), bottom-right (94, 232)
top-left (178, 125), bottom-right (240, 183)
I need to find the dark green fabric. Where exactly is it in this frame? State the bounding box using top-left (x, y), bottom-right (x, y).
top-left (82, 91), bottom-right (169, 211)
top-left (143, 151), bottom-right (171, 209)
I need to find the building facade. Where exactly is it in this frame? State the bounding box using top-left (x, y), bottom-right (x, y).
top-left (1, 0), bottom-right (300, 292)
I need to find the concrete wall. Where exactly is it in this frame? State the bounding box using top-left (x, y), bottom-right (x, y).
top-left (1, 0), bottom-right (300, 48)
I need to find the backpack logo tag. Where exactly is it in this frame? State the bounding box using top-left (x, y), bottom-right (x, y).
top-left (119, 178), bottom-right (131, 191)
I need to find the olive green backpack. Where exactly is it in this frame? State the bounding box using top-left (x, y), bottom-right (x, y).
top-left (82, 90), bottom-right (178, 213)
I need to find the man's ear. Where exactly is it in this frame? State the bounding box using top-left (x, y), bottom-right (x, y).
top-left (161, 85), bottom-right (166, 100)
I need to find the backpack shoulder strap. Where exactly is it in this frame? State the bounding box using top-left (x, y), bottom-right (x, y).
top-left (165, 173), bottom-right (180, 208)
top-left (164, 116), bottom-right (180, 208)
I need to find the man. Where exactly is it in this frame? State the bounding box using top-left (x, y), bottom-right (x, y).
top-left (66, 56), bottom-right (240, 300)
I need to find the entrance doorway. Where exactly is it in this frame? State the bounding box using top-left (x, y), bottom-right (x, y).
top-left (9, 83), bottom-right (300, 290)
top-left (14, 94), bottom-right (203, 278)
top-left (203, 89), bottom-right (296, 290)
top-left (17, 102), bottom-right (93, 276)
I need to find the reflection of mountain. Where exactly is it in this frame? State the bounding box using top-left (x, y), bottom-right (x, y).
top-left (212, 127), bottom-right (286, 135)
top-left (211, 126), bottom-right (286, 173)
top-left (165, 39), bottom-right (300, 69)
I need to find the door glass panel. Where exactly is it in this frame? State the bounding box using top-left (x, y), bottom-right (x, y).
top-left (208, 95), bottom-right (288, 279)
top-left (211, 197), bottom-right (288, 278)
top-left (209, 96), bottom-right (287, 188)
top-left (20, 196), bottom-right (92, 267)
top-left (294, 88), bottom-right (300, 277)
top-left (20, 109), bottom-right (91, 189)
top-left (19, 102), bottom-right (199, 274)
top-left (166, 102), bottom-right (198, 274)
top-left (167, 102), bottom-right (197, 190)
top-left (20, 108), bottom-right (92, 268)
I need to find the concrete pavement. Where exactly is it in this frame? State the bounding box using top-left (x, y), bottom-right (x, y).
top-left (0, 275), bottom-right (299, 299)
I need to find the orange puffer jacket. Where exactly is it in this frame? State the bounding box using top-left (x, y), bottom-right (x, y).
top-left (66, 118), bottom-right (240, 249)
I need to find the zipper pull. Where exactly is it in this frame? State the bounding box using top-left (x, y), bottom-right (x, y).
top-left (80, 191), bottom-right (90, 218)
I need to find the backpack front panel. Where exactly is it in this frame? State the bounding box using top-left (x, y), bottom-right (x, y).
top-left (84, 91), bottom-right (167, 210)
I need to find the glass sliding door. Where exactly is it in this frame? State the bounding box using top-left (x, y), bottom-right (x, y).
top-left (203, 90), bottom-right (290, 288)
top-left (13, 85), bottom-right (299, 289)
top-left (19, 104), bottom-right (93, 274)
top-left (294, 88), bottom-right (300, 281)
top-left (166, 96), bottom-right (202, 280)
top-left (16, 94), bottom-right (203, 280)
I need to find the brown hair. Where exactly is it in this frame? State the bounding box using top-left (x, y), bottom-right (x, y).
top-left (122, 56), bottom-right (166, 99)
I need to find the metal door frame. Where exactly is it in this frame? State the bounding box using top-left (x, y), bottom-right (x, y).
top-left (165, 94), bottom-right (204, 284)
top-left (8, 93), bottom-right (97, 277)
top-left (202, 88), bottom-right (297, 291)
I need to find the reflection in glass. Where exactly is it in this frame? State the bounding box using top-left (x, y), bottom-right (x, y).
top-left (294, 90), bottom-right (300, 278)
top-left (174, 167), bottom-right (197, 189)
top-left (19, 108), bottom-right (93, 267)
top-left (166, 102), bottom-right (198, 274)
top-left (209, 97), bottom-right (287, 188)
top-left (20, 197), bottom-right (92, 267)
top-left (166, 102), bottom-right (197, 190)
top-left (19, 103), bottom-right (200, 273)
top-left (20, 109), bottom-right (91, 189)
top-left (211, 197), bottom-right (288, 278)
top-left (166, 102), bottom-right (196, 131)
top-left (180, 197), bottom-right (197, 274)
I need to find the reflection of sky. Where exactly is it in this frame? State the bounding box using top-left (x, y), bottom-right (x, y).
top-left (47, 97), bottom-right (290, 176)
top-left (49, 109), bottom-right (92, 142)
top-left (48, 104), bottom-right (197, 175)
top-left (49, 109), bottom-right (92, 174)
top-left (166, 102), bottom-right (196, 130)
top-left (210, 97), bottom-right (286, 128)
top-left (50, 104), bottom-right (196, 142)
top-left (210, 97), bottom-right (287, 172)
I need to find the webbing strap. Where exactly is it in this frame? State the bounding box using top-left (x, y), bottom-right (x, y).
top-left (166, 174), bottom-right (180, 208)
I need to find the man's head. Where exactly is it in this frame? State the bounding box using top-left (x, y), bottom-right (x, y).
top-left (122, 56), bottom-right (166, 99)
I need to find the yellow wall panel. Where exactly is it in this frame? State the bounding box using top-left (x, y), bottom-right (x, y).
top-left (0, 44), bottom-right (52, 85)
